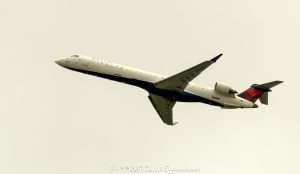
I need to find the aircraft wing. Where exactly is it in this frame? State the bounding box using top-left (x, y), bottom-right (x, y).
top-left (155, 54), bottom-right (222, 92)
top-left (148, 93), bottom-right (176, 125)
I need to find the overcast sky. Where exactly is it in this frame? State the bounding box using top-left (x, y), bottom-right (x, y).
top-left (1, 0), bottom-right (299, 174)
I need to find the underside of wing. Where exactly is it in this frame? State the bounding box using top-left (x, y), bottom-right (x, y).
top-left (155, 54), bottom-right (222, 92)
top-left (148, 93), bottom-right (176, 125)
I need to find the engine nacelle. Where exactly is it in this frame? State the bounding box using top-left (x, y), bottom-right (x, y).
top-left (214, 82), bottom-right (237, 95)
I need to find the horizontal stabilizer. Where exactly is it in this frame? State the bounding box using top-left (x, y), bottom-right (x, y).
top-left (254, 81), bottom-right (283, 91)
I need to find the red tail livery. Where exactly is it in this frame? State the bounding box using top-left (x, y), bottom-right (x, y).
top-left (238, 81), bottom-right (283, 105)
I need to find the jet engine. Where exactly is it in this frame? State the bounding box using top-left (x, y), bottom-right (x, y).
top-left (214, 82), bottom-right (237, 95)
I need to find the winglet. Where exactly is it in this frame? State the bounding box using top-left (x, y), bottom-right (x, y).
top-left (210, 54), bottom-right (223, 63)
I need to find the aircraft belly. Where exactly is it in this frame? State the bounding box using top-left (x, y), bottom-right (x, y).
top-left (183, 87), bottom-right (223, 106)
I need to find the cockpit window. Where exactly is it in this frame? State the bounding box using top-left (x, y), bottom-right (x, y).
top-left (71, 55), bottom-right (79, 58)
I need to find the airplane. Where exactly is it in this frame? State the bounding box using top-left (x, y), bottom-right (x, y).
top-left (55, 54), bottom-right (283, 125)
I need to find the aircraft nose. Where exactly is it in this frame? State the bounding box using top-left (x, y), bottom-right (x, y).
top-left (253, 103), bottom-right (259, 108)
top-left (55, 59), bottom-right (66, 67)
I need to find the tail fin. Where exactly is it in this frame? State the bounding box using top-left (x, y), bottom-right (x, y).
top-left (237, 81), bottom-right (283, 105)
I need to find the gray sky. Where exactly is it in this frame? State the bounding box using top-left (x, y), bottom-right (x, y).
top-left (1, 0), bottom-right (299, 174)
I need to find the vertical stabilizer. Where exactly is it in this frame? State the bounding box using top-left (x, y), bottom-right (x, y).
top-left (238, 81), bottom-right (283, 105)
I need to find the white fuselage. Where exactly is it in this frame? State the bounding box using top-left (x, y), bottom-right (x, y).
top-left (56, 55), bottom-right (256, 109)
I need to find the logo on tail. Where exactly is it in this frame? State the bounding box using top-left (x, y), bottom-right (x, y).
top-left (238, 81), bottom-right (283, 105)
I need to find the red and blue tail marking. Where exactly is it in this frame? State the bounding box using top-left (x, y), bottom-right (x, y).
top-left (237, 84), bottom-right (265, 103)
top-left (237, 81), bottom-right (283, 104)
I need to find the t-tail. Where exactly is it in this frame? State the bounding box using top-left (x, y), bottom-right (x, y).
top-left (237, 81), bottom-right (283, 105)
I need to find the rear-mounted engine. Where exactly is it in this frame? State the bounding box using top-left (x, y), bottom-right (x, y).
top-left (215, 82), bottom-right (237, 95)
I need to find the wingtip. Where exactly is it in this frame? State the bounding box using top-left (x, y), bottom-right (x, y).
top-left (165, 122), bottom-right (178, 126)
top-left (272, 80), bottom-right (284, 85)
top-left (277, 80), bottom-right (284, 84)
top-left (173, 122), bottom-right (179, 126)
top-left (210, 53), bottom-right (223, 62)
